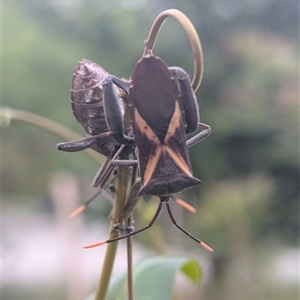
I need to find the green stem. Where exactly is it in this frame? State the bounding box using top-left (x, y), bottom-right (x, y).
top-left (127, 233), bottom-right (133, 300)
top-left (1, 107), bottom-right (103, 163)
top-left (1, 107), bottom-right (132, 299)
top-left (95, 89), bottom-right (133, 300)
top-left (94, 164), bottom-right (129, 300)
top-left (127, 166), bottom-right (137, 300)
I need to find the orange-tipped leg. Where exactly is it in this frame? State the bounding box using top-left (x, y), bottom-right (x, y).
top-left (69, 205), bottom-right (86, 218)
top-left (83, 198), bottom-right (213, 253)
top-left (83, 201), bottom-right (163, 249)
top-left (83, 240), bottom-right (107, 249)
top-left (200, 241), bottom-right (214, 253)
top-left (175, 198), bottom-right (196, 213)
top-left (165, 200), bottom-right (213, 253)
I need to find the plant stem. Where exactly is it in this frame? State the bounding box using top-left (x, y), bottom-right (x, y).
top-left (94, 164), bottom-right (129, 300)
top-left (143, 9), bottom-right (203, 91)
top-left (126, 233), bottom-right (133, 300)
top-left (127, 166), bottom-right (137, 300)
top-left (1, 107), bottom-right (103, 163)
top-left (95, 89), bottom-right (134, 300)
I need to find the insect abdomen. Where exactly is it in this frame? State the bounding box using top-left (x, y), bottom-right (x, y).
top-left (71, 59), bottom-right (117, 157)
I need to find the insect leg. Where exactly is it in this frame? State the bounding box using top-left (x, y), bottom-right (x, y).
top-left (70, 143), bottom-right (137, 217)
top-left (168, 66), bottom-right (199, 134)
top-left (111, 170), bottom-right (139, 235)
top-left (69, 157), bottom-right (116, 218)
top-left (92, 156), bottom-right (114, 187)
top-left (113, 222), bottom-right (135, 234)
top-left (57, 132), bottom-right (111, 152)
top-left (186, 122), bottom-right (212, 148)
top-left (111, 160), bottom-right (139, 167)
top-left (101, 75), bottom-right (134, 145)
top-left (69, 187), bottom-right (115, 218)
top-left (117, 179), bottom-right (141, 221)
top-left (83, 201), bottom-right (163, 248)
top-left (110, 122), bottom-right (211, 165)
top-left (165, 200), bottom-right (213, 252)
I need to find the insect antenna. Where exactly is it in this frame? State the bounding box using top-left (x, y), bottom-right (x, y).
top-left (174, 197), bottom-right (196, 213)
top-left (84, 196), bottom-right (212, 252)
top-left (165, 199), bottom-right (213, 252)
top-left (69, 187), bottom-right (114, 218)
top-left (70, 134), bottom-right (136, 218)
top-left (69, 159), bottom-right (116, 218)
top-left (83, 201), bottom-right (164, 249)
top-left (69, 141), bottom-right (132, 219)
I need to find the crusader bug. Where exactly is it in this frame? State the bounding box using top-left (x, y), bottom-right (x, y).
top-left (84, 54), bottom-right (213, 252)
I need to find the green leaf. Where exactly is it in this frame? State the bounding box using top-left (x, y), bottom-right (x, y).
top-left (180, 259), bottom-right (202, 284)
top-left (104, 256), bottom-right (202, 300)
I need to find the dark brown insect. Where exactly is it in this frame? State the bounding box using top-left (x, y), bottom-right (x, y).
top-left (129, 55), bottom-right (201, 196)
top-left (84, 54), bottom-right (213, 252)
top-left (57, 59), bottom-right (133, 158)
top-left (57, 60), bottom-right (135, 216)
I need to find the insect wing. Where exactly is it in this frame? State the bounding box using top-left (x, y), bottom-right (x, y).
top-left (129, 56), bottom-right (200, 196)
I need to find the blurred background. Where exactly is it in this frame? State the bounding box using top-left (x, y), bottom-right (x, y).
top-left (2, 0), bottom-right (299, 299)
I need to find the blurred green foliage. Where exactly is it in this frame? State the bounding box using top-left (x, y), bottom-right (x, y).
top-left (2, 0), bottom-right (299, 299)
top-left (103, 256), bottom-right (202, 300)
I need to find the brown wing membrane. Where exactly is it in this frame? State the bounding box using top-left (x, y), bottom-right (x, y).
top-left (129, 55), bottom-right (200, 196)
top-left (130, 55), bottom-right (178, 143)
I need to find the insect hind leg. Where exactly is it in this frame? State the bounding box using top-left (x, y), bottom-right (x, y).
top-left (168, 66), bottom-right (199, 134)
top-left (186, 122), bottom-right (212, 148)
top-left (101, 75), bottom-right (134, 145)
top-left (165, 200), bottom-right (213, 252)
top-left (84, 201), bottom-right (163, 248)
top-left (57, 132), bottom-right (111, 152)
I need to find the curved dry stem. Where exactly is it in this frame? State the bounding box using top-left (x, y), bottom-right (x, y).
top-left (143, 9), bottom-right (203, 91)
